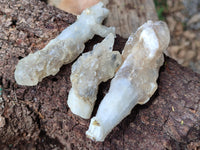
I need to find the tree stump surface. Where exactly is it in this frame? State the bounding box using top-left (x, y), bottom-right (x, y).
top-left (0, 0), bottom-right (199, 149)
top-left (105, 0), bottom-right (158, 38)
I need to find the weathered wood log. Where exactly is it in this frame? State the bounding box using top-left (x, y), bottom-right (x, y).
top-left (105, 0), bottom-right (158, 38)
top-left (0, 0), bottom-right (199, 149)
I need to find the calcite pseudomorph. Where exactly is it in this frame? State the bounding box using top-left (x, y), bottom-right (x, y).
top-left (14, 2), bottom-right (115, 86)
top-left (86, 21), bottom-right (170, 141)
top-left (68, 33), bottom-right (122, 119)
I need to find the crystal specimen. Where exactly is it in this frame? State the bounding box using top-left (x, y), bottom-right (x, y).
top-left (86, 21), bottom-right (170, 141)
top-left (14, 2), bottom-right (115, 86)
top-left (67, 33), bottom-right (122, 119)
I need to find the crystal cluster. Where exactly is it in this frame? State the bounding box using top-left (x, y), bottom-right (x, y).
top-left (86, 21), bottom-right (170, 141)
top-left (14, 2), bottom-right (114, 86)
top-left (14, 0), bottom-right (171, 142)
top-left (68, 33), bottom-right (122, 119)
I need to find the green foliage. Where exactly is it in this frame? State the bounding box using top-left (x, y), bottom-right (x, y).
top-left (154, 0), bottom-right (167, 20)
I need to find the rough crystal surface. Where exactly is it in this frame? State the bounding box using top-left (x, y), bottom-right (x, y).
top-left (86, 20), bottom-right (170, 141)
top-left (14, 2), bottom-right (115, 86)
top-left (67, 33), bottom-right (122, 119)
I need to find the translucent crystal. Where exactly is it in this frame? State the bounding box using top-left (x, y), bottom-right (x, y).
top-left (86, 21), bottom-right (170, 141)
top-left (67, 33), bottom-right (122, 119)
top-left (14, 2), bottom-right (115, 86)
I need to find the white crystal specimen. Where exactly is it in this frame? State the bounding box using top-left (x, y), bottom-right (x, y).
top-left (14, 2), bottom-right (115, 86)
top-left (67, 33), bottom-right (122, 119)
top-left (86, 21), bottom-right (170, 141)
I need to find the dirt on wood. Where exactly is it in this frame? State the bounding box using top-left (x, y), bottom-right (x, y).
top-left (0, 0), bottom-right (200, 149)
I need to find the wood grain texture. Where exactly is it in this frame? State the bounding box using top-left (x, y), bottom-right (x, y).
top-left (105, 0), bottom-right (158, 38)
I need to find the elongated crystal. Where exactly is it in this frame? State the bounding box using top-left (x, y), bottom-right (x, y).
top-left (86, 21), bottom-right (170, 141)
top-left (15, 2), bottom-right (115, 86)
top-left (68, 33), bottom-right (122, 119)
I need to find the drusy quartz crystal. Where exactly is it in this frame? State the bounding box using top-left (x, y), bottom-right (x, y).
top-left (86, 21), bottom-right (170, 141)
top-left (68, 33), bottom-right (122, 119)
top-left (14, 2), bottom-right (115, 86)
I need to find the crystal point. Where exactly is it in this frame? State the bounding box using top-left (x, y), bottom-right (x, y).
top-left (86, 20), bottom-right (170, 141)
top-left (15, 2), bottom-right (115, 86)
top-left (68, 33), bottom-right (122, 119)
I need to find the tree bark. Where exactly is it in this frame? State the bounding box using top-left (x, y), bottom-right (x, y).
top-left (0, 0), bottom-right (199, 149)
